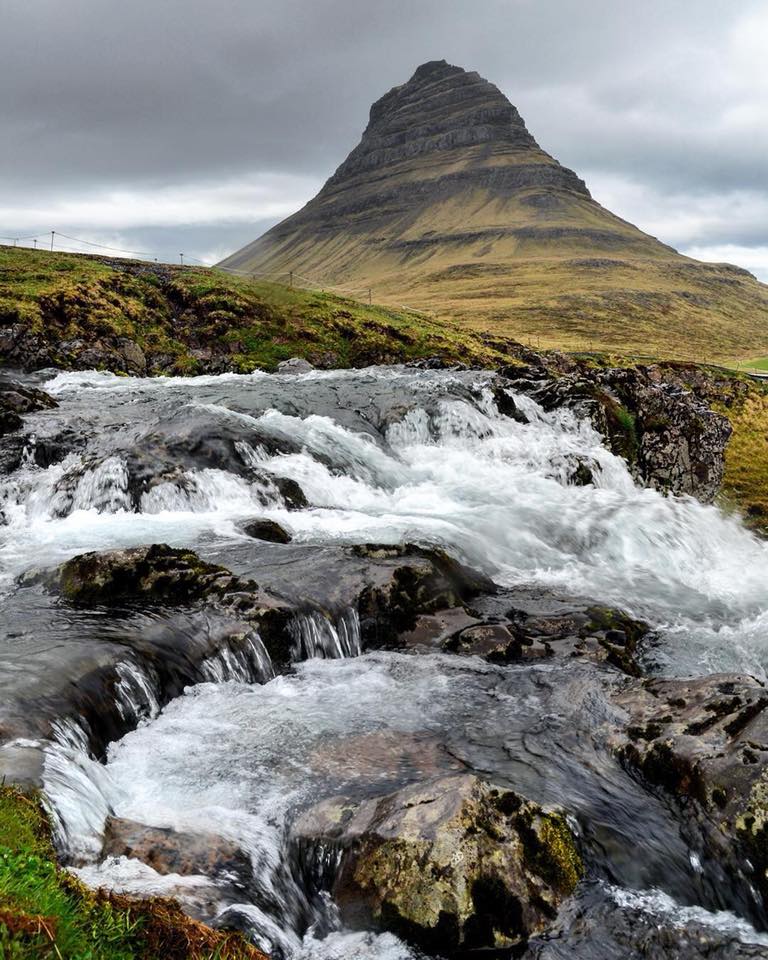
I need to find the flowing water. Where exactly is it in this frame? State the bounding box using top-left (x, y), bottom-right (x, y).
top-left (3, 366), bottom-right (768, 957)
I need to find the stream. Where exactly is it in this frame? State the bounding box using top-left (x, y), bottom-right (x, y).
top-left (3, 365), bottom-right (768, 958)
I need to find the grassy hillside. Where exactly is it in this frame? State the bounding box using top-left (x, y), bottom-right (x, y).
top-left (228, 181), bottom-right (768, 364)
top-left (0, 246), bottom-right (511, 375)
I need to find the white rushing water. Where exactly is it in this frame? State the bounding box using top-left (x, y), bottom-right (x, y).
top-left (48, 653), bottom-right (768, 956)
top-left (5, 366), bottom-right (768, 956)
top-left (4, 366), bottom-right (768, 675)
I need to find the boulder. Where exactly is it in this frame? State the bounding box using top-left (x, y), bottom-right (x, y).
top-left (55, 544), bottom-right (244, 606)
top-left (103, 817), bottom-right (251, 884)
top-left (117, 338), bottom-right (147, 374)
top-left (240, 518), bottom-right (292, 544)
top-left (0, 377), bottom-right (57, 437)
top-left (291, 773), bottom-right (582, 952)
top-left (439, 589), bottom-right (650, 676)
top-left (614, 673), bottom-right (768, 909)
top-left (277, 357), bottom-right (314, 374)
top-left (499, 361), bottom-right (733, 503)
top-left (355, 543), bottom-right (496, 648)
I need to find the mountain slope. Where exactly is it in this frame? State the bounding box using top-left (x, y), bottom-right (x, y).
top-left (221, 60), bottom-right (768, 360)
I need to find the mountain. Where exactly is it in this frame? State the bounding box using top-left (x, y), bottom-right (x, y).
top-left (220, 60), bottom-right (768, 360)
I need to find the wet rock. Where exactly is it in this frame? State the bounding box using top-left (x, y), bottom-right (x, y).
top-left (442, 589), bottom-right (651, 675)
top-left (500, 362), bottom-right (732, 502)
top-left (103, 817), bottom-right (251, 884)
top-left (524, 886), bottom-right (768, 959)
top-left (0, 377), bottom-right (57, 436)
top-left (568, 458), bottom-right (595, 486)
top-left (614, 674), bottom-right (768, 909)
top-left (308, 731), bottom-right (464, 784)
top-left (354, 543), bottom-right (496, 648)
top-left (491, 381), bottom-right (529, 423)
top-left (407, 356), bottom-right (469, 372)
top-left (240, 518), bottom-right (292, 544)
top-left (0, 606), bottom-right (279, 775)
top-left (292, 773), bottom-right (582, 952)
top-left (277, 357), bottom-right (314, 374)
top-left (399, 607), bottom-right (482, 649)
top-left (445, 621), bottom-right (522, 660)
top-left (55, 544), bottom-right (247, 606)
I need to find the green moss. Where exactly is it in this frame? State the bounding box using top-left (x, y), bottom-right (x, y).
top-left (533, 814), bottom-right (583, 894)
top-left (610, 403), bottom-right (639, 463)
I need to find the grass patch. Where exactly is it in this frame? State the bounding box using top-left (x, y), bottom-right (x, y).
top-left (739, 357), bottom-right (768, 372)
top-left (717, 391), bottom-right (768, 534)
top-left (0, 786), bottom-right (264, 959)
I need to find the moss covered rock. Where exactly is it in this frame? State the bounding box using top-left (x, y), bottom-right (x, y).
top-left (292, 773), bottom-right (581, 952)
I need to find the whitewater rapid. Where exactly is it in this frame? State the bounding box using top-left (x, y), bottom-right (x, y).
top-left (4, 366), bottom-right (768, 677)
top-left (4, 365), bottom-right (768, 958)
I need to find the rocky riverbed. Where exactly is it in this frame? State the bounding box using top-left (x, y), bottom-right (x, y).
top-left (2, 360), bottom-right (768, 958)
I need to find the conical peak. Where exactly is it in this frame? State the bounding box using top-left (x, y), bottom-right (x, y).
top-left (329, 60), bottom-right (540, 185)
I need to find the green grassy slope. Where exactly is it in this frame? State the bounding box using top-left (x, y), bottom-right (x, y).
top-left (225, 181), bottom-right (768, 364)
top-left (0, 246), bottom-right (511, 375)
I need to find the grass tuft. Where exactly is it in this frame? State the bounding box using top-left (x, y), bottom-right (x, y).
top-left (0, 786), bottom-right (264, 959)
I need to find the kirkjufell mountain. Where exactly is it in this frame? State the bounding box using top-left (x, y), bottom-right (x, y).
top-left (221, 60), bottom-right (768, 356)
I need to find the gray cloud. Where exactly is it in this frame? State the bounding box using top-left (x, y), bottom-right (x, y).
top-left (1, 0), bottom-right (766, 274)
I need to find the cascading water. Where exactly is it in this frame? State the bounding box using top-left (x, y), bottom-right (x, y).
top-left (3, 365), bottom-right (768, 958)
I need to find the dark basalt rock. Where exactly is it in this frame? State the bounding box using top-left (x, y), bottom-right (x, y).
top-left (0, 377), bottom-right (57, 436)
top-left (56, 544), bottom-right (255, 607)
top-left (399, 588), bottom-right (650, 676)
top-left (277, 357), bottom-right (314, 374)
top-left (240, 518), bottom-right (292, 544)
top-left (353, 543), bottom-right (496, 648)
top-left (613, 674), bottom-right (768, 911)
top-left (524, 886), bottom-right (768, 959)
top-left (499, 359), bottom-right (732, 502)
top-left (291, 773), bottom-right (582, 953)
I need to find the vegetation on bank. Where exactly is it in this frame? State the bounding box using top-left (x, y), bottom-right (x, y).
top-left (0, 245), bottom-right (511, 374)
top-left (0, 786), bottom-right (263, 959)
top-left (717, 391), bottom-right (768, 534)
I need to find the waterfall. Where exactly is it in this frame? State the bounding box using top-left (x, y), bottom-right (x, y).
top-left (289, 609), bottom-right (362, 661)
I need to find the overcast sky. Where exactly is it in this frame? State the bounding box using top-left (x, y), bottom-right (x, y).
top-left (1, 0), bottom-right (766, 279)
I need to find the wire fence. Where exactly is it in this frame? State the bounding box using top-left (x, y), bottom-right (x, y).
top-left (0, 230), bottom-right (425, 314)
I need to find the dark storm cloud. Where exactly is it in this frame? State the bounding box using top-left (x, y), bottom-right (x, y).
top-left (1, 0), bottom-right (766, 273)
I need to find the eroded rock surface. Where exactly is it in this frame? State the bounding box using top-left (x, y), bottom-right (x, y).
top-left (500, 359), bottom-right (733, 502)
top-left (103, 817), bottom-right (252, 884)
top-left (398, 587), bottom-right (650, 676)
top-left (292, 773), bottom-right (582, 952)
top-left (614, 674), bottom-right (768, 909)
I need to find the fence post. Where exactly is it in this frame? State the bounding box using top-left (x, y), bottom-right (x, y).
top-left (50, 231), bottom-right (55, 252)
top-left (289, 270), bottom-right (293, 288)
